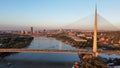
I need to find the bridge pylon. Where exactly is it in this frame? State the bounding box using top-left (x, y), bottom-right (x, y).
top-left (93, 5), bottom-right (98, 57)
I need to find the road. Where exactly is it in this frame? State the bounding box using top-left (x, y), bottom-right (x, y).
top-left (0, 48), bottom-right (120, 55)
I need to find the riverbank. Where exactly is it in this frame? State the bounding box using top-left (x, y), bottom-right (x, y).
top-left (0, 33), bottom-right (33, 58)
top-left (47, 34), bottom-right (120, 50)
top-left (47, 35), bottom-right (120, 67)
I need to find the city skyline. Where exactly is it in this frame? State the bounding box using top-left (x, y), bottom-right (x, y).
top-left (0, 0), bottom-right (120, 30)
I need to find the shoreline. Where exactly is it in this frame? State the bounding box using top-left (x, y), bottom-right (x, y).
top-left (0, 34), bottom-right (34, 58)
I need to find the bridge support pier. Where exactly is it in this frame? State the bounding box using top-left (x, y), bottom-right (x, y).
top-left (78, 52), bottom-right (93, 59)
top-left (93, 52), bottom-right (99, 57)
top-left (78, 51), bottom-right (99, 60)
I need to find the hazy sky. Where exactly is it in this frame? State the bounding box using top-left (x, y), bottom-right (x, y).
top-left (0, 0), bottom-right (120, 30)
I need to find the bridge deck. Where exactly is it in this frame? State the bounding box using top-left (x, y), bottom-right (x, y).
top-left (0, 49), bottom-right (92, 54)
top-left (0, 49), bottom-right (119, 55)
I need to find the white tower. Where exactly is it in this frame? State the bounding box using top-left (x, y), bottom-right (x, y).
top-left (93, 5), bottom-right (98, 57)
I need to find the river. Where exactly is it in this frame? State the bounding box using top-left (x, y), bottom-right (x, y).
top-left (0, 37), bottom-right (80, 68)
top-left (0, 37), bottom-right (120, 68)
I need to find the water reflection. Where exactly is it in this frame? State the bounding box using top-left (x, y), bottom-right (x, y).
top-left (0, 37), bottom-right (79, 68)
top-left (27, 37), bottom-right (75, 50)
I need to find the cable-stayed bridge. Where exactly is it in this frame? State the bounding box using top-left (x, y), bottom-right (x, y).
top-left (0, 6), bottom-right (119, 57)
top-left (62, 13), bottom-right (119, 31)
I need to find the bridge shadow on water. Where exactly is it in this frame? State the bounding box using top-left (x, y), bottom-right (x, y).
top-left (0, 52), bottom-right (80, 68)
top-left (0, 59), bottom-right (74, 68)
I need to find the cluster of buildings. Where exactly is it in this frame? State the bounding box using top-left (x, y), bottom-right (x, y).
top-left (0, 27), bottom-right (34, 35)
top-left (98, 33), bottom-right (120, 46)
top-left (0, 28), bottom-right (119, 46)
top-left (54, 29), bottom-right (120, 46)
top-left (0, 27), bottom-right (46, 36)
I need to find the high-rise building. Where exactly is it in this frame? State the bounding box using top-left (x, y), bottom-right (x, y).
top-left (31, 27), bottom-right (33, 35)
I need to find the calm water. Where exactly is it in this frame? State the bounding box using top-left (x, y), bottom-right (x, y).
top-left (0, 37), bottom-right (80, 68)
top-left (0, 37), bottom-right (120, 68)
